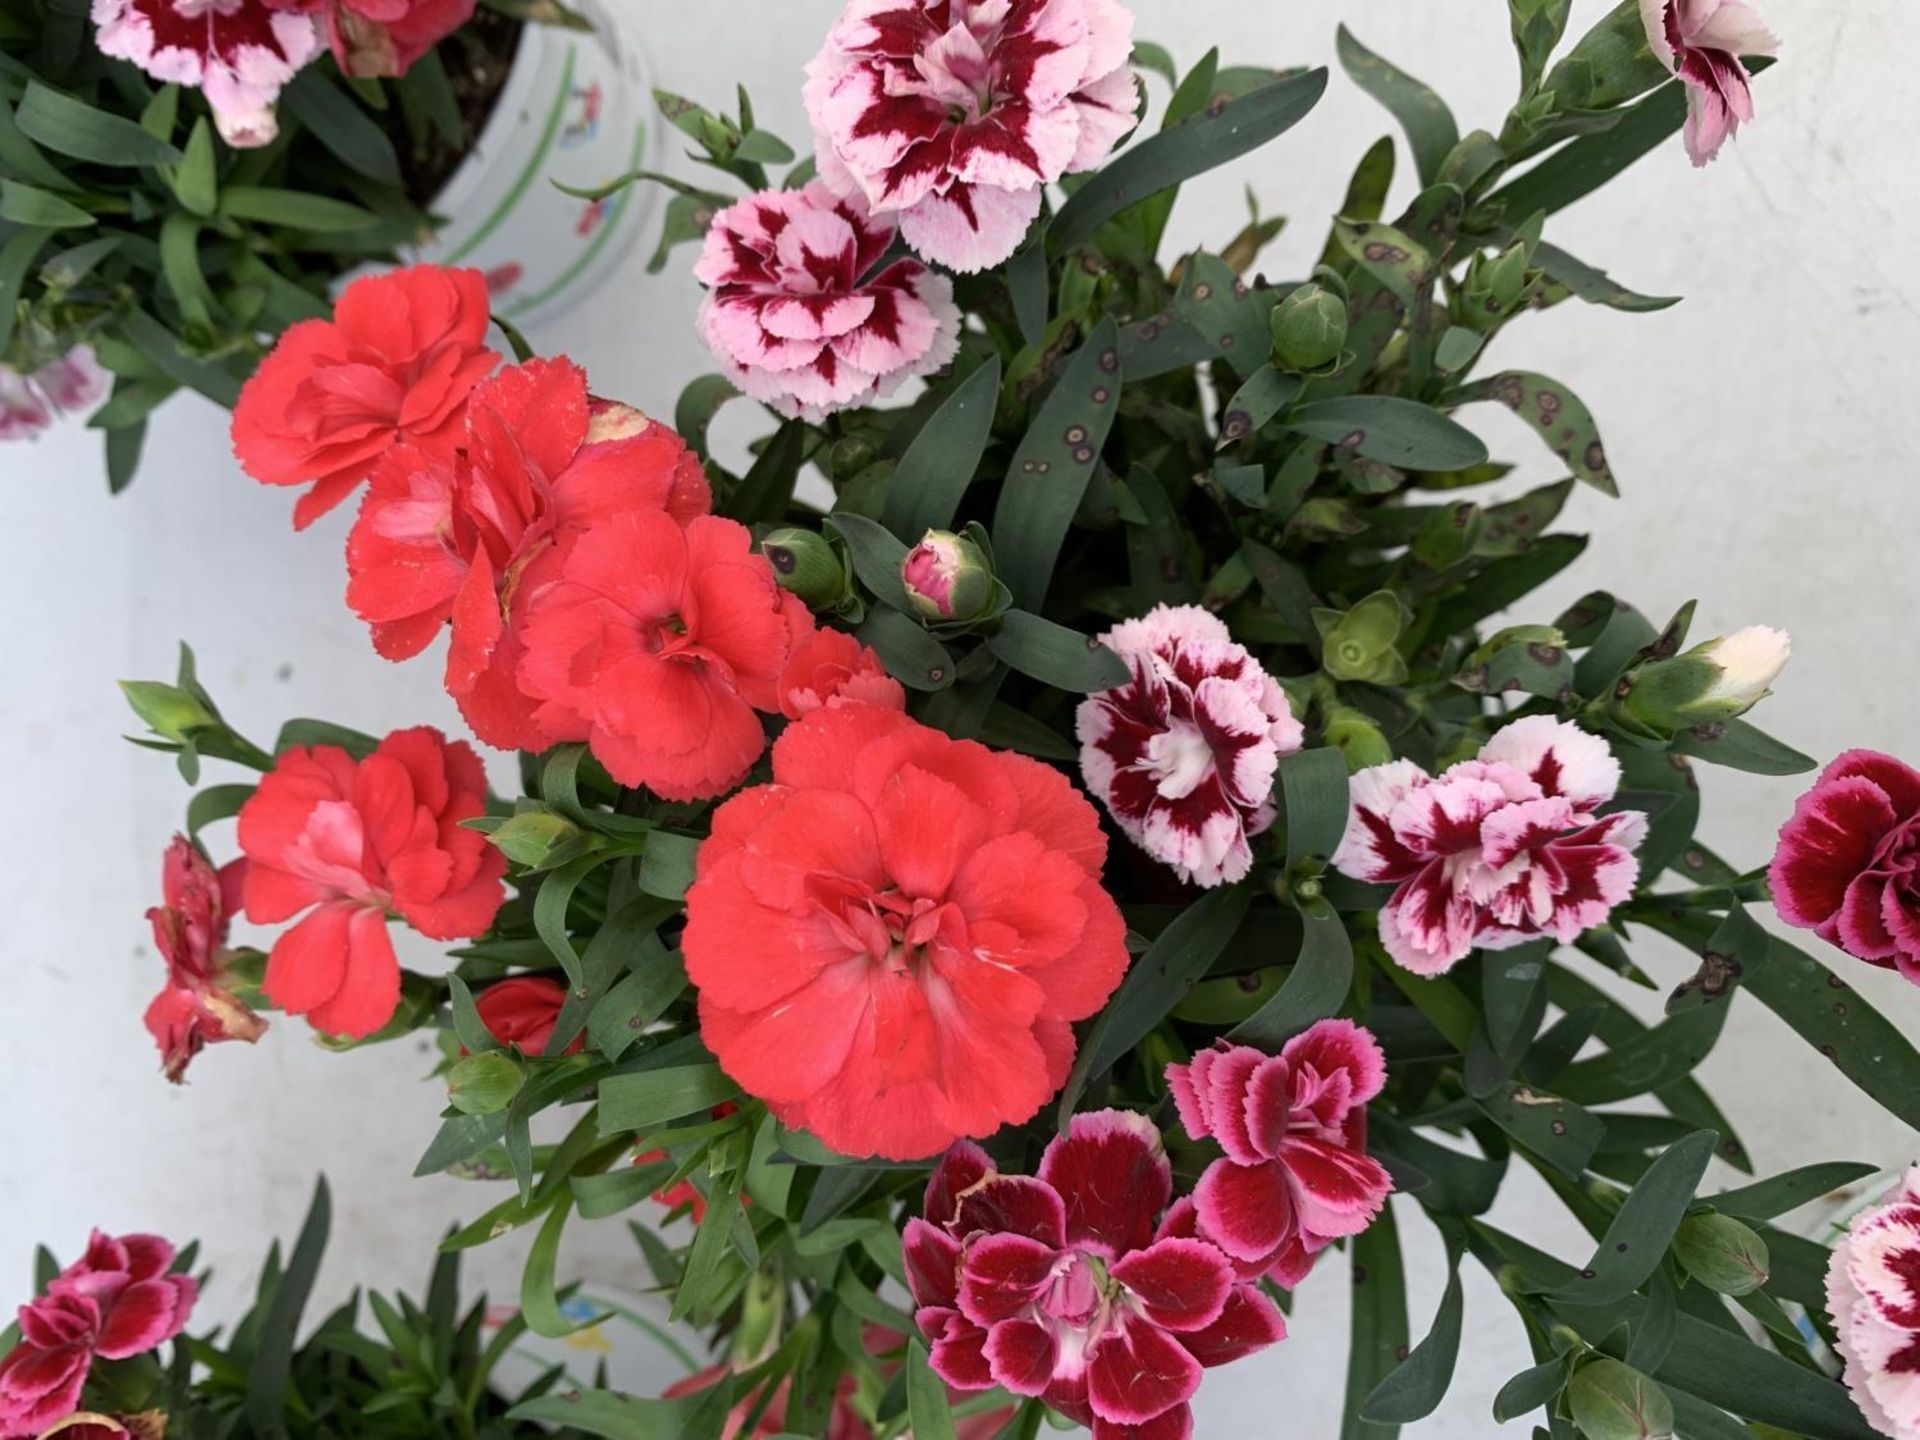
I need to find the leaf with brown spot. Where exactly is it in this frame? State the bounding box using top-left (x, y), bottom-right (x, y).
top-left (1455, 369), bottom-right (1618, 496)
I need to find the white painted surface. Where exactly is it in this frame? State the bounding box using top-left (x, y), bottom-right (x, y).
top-left (4, 1), bottom-right (1916, 1433)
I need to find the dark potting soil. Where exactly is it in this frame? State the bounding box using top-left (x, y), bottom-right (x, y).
top-left (396, 6), bottom-right (526, 207)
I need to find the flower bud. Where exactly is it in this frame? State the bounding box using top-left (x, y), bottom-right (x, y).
top-left (1323, 704), bottom-right (1394, 771)
top-left (489, 808), bottom-right (588, 870)
top-left (1270, 282), bottom-right (1348, 373)
top-left (1672, 1212), bottom-right (1770, 1296)
top-left (902, 529), bottom-right (994, 623)
top-left (1567, 1359), bottom-right (1674, 1440)
top-left (447, 1050), bottom-right (525, 1116)
top-left (762, 528), bottom-right (849, 610)
top-left (1620, 625), bottom-right (1790, 732)
top-left (119, 679), bottom-right (218, 744)
top-left (1313, 591), bottom-right (1410, 685)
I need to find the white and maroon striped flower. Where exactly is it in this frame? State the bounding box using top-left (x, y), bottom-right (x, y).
top-left (92, 0), bottom-right (322, 147)
top-left (1639, 0), bottom-right (1779, 167)
top-left (1332, 715), bottom-right (1647, 976)
top-left (904, 1111), bottom-right (1286, 1440)
top-left (803, 0), bottom-right (1141, 273)
top-left (1167, 1020), bottom-right (1392, 1284)
top-left (1077, 604), bottom-right (1304, 889)
top-left (694, 183), bottom-right (960, 422)
top-left (1829, 1167), bottom-right (1920, 1440)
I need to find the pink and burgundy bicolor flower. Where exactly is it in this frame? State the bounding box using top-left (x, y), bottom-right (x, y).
top-left (1166, 1021), bottom-right (1392, 1287)
top-left (1639, 0), bottom-right (1780, 166)
top-left (0, 345), bottom-right (110, 442)
top-left (1828, 1167), bottom-right (1920, 1440)
top-left (91, 0), bottom-right (323, 147)
top-left (804, 0), bottom-right (1142, 272)
top-left (694, 183), bottom-right (960, 421)
top-left (1331, 715), bottom-right (1647, 976)
top-left (905, 1110), bottom-right (1287, 1440)
top-left (1770, 750), bottom-right (1920, 985)
top-left (1077, 603), bottom-right (1304, 890)
top-left (0, 1233), bottom-right (196, 1440)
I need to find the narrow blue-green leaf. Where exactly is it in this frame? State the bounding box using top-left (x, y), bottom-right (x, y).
top-left (1706, 1162), bottom-right (1878, 1223)
top-left (1007, 244), bottom-right (1048, 350)
top-left (1491, 1357), bottom-right (1565, 1423)
top-left (1050, 68), bottom-right (1328, 252)
top-left (1218, 365), bottom-right (1302, 448)
top-left (0, 179), bottom-right (92, 228)
top-left (1335, 26), bottom-right (1458, 185)
top-left (1547, 1131), bottom-right (1717, 1304)
top-left (282, 68), bottom-right (402, 185)
top-left (1279, 746), bottom-right (1351, 870)
top-left (446, 975), bottom-right (501, 1055)
top-left (991, 316), bottom-right (1121, 608)
top-left (219, 186), bottom-right (380, 233)
top-left (1669, 718), bottom-right (1815, 775)
top-left (1057, 887), bottom-right (1250, 1123)
top-left (1343, 1204), bottom-right (1407, 1440)
top-left (1230, 902), bottom-right (1353, 1047)
top-left (906, 1340), bottom-right (959, 1440)
top-left (520, 1198), bottom-right (579, 1339)
top-left (1362, 1245), bottom-right (1463, 1422)
top-left (245, 1178), bottom-right (330, 1431)
top-left (858, 606), bottom-right (955, 692)
top-left (882, 356), bottom-right (1002, 539)
top-left (1453, 370), bottom-right (1616, 495)
top-left (599, 1063), bottom-right (737, 1136)
top-left (17, 81), bottom-right (181, 166)
top-left (1285, 395), bottom-right (1487, 471)
top-left (985, 609), bottom-right (1128, 692)
top-left (829, 510), bottom-right (911, 609)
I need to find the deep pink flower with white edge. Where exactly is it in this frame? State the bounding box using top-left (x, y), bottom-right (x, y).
top-left (1771, 750), bottom-right (1920, 984)
top-left (92, 0), bottom-right (323, 146)
top-left (1077, 604), bottom-right (1303, 889)
top-left (804, 0), bottom-right (1142, 272)
top-left (0, 1232), bottom-right (196, 1439)
top-left (694, 183), bottom-right (960, 422)
top-left (1166, 1021), bottom-right (1392, 1282)
top-left (1639, 0), bottom-right (1780, 166)
top-left (0, 345), bottom-right (110, 441)
top-left (904, 1110), bottom-right (1286, 1440)
top-left (1828, 1166), bottom-right (1920, 1440)
top-left (1331, 715), bottom-right (1648, 976)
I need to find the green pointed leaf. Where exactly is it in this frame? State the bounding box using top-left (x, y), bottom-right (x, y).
top-left (1057, 887), bottom-right (1251, 1123)
top-left (1231, 901), bottom-right (1354, 1047)
top-left (1493, 1356), bottom-right (1566, 1424)
top-left (673, 375), bottom-right (739, 461)
top-left (1362, 1246), bottom-right (1463, 1422)
top-left (1050, 68), bottom-right (1328, 253)
top-left (906, 1340), bottom-right (959, 1440)
top-left (282, 69), bottom-right (401, 184)
top-left (1343, 1205), bottom-right (1407, 1440)
top-left (1474, 1080), bottom-right (1604, 1178)
top-left (1455, 370), bottom-right (1617, 495)
top-left (1217, 365), bottom-right (1302, 447)
top-left (858, 606), bottom-right (956, 692)
top-left (828, 511), bottom-right (911, 609)
top-left (1668, 718), bottom-right (1815, 775)
top-left (1336, 26), bottom-right (1459, 185)
top-left (246, 1179), bottom-right (330, 1431)
top-left (1706, 1163), bottom-right (1878, 1223)
top-left (17, 80), bottom-right (182, 165)
top-left (991, 316), bottom-right (1122, 607)
top-left (986, 609), bottom-right (1127, 691)
top-left (218, 186), bottom-right (380, 233)
top-left (1286, 395), bottom-right (1487, 471)
top-left (599, 1063), bottom-right (737, 1137)
top-left (882, 356), bottom-right (1003, 539)
top-left (1532, 239), bottom-right (1679, 313)
top-left (1278, 746), bottom-right (1351, 870)
top-left (1547, 1131), bottom-right (1717, 1304)
top-left (1555, 1001), bottom-right (1730, 1106)
top-left (732, 417), bottom-right (807, 525)
top-left (0, 179), bottom-right (92, 228)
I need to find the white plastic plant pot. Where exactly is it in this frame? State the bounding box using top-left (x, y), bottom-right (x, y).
top-left (414, 0), bottom-right (658, 329)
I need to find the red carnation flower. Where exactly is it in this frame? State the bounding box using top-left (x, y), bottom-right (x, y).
top-left (346, 358), bottom-right (712, 750)
top-left (238, 726), bottom-right (505, 1039)
top-left (265, 0), bottom-right (473, 77)
top-left (682, 704), bottom-right (1129, 1160)
top-left (777, 626), bottom-right (906, 720)
top-left (0, 1233), bottom-right (196, 1440)
top-left (232, 265), bottom-right (497, 529)
top-left (693, 183), bottom-right (959, 421)
top-left (904, 1112), bottom-right (1287, 1440)
top-left (1167, 1021), bottom-right (1393, 1283)
top-left (142, 835), bottom-right (266, 1083)
top-left (471, 975), bottom-right (582, 1056)
top-left (517, 512), bottom-right (812, 800)
top-left (1771, 749), bottom-right (1920, 982)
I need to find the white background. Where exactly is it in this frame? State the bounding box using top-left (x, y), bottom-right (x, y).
top-left (4, 0), bottom-right (1917, 1433)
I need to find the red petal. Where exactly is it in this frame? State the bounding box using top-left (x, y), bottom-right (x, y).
top-left (1280, 1137), bottom-right (1393, 1239)
top-left (1177, 1284), bottom-right (1287, 1367)
top-left (1085, 1315), bottom-right (1203, 1425)
top-left (1037, 1110), bottom-right (1169, 1256)
top-left (951, 1176), bottom-right (1066, 1248)
top-left (904, 1218), bottom-right (962, 1307)
top-left (924, 1141), bottom-right (994, 1228)
top-left (1110, 1238), bottom-right (1233, 1333)
top-left (1092, 1403), bottom-right (1195, 1440)
top-left (1770, 775), bottom-right (1900, 933)
top-left (983, 1316), bottom-right (1060, 1397)
top-left (958, 1233), bottom-right (1060, 1326)
top-left (1192, 1159), bottom-right (1293, 1265)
